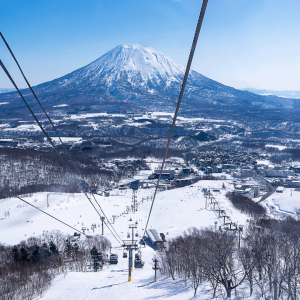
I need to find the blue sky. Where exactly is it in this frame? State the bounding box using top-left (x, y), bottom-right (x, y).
top-left (1, 0), bottom-right (300, 91)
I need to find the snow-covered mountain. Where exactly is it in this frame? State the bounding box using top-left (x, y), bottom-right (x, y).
top-left (0, 88), bottom-right (14, 94)
top-left (61, 44), bottom-right (185, 87)
top-left (1, 44), bottom-right (299, 119)
top-left (36, 44), bottom-right (209, 94)
top-left (243, 87), bottom-right (300, 99)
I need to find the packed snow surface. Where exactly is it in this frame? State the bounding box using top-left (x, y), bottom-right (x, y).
top-left (266, 188), bottom-right (300, 215)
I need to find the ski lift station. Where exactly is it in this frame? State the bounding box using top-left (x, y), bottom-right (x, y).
top-left (146, 229), bottom-right (164, 247)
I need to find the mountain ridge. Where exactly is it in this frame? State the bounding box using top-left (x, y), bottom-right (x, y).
top-left (0, 44), bottom-right (299, 120)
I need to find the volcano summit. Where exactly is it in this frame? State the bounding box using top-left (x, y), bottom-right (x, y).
top-left (0, 44), bottom-right (298, 120)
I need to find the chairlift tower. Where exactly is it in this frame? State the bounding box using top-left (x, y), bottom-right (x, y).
top-left (91, 223), bottom-right (97, 233)
top-left (132, 190), bottom-right (137, 213)
top-left (129, 224), bottom-right (137, 245)
top-left (100, 217), bottom-right (105, 235)
top-left (123, 240), bottom-right (139, 281)
top-left (129, 180), bottom-right (139, 213)
top-left (214, 221), bottom-right (218, 232)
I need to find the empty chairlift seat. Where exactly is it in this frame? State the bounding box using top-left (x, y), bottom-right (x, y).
top-left (109, 254), bottom-right (118, 264)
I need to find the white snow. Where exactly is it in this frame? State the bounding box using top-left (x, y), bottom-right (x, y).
top-left (265, 144), bottom-right (287, 150)
top-left (265, 188), bottom-right (300, 215)
top-left (0, 102), bottom-right (9, 105)
top-left (53, 104), bottom-right (69, 107)
top-left (3, 124), bottom-right (41, 132)
top-left (69, 113), bottom-right (125, 120)
top-left (1, 166), bottom-right (281, 299)
top-left (85, 44), bottom-right (185, 83)
top-left (45, 137), bottom-right (82, 143)
top-left (57, 44), bottom-right (187, 88)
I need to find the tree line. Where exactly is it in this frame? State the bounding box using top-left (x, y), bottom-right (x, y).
top-left (158, 215), bottom-right (300, 299)
top-left (0, 230), bottom-right (111, 300)
top-left (226, 191), bottom-right (266, 218)
top-left (0, 147), bottom-right (125, 199)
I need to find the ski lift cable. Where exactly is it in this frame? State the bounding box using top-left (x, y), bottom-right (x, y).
top-left (0, 61), bottom-right (122, 246)
top-left (143, 0), bottom-right (209, 236)
top-left (0, 33), bottom-right (123, 245)
top-left (15, 195), bottom-right (86, 235)
top-left (92, 194), bottom-right (123, 244)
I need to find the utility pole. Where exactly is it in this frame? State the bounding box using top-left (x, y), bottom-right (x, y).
top-left (82, 227), bottom-right (86, 234)
top-left (129, 224), bottom-right (137, 245)
top-left (153, 258), bottom-right (159, 282)
top-left (100, 216), bottom-right (105, 235)
top-left (91, 223), bottom-right (96, 233)
top-left (214, 221), bottom-right (218, 232)
top-left (47, 194), bottom-right (49, 207)
top-left (112, 215), bottom-right (116, 224)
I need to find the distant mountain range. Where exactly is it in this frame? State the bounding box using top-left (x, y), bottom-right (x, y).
top-left (1, 44), bottom-right (300, 121)
top-left (0, 88), bottom-right (14, 94)
top-left (243, 88), bottom-right (300, 99)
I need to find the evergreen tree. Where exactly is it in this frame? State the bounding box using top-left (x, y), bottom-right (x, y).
top-left (11, 248), bottom-right (20, 263)
top-left (90, 246), bottom-right (102, 272)
top-left (49, 241), bottom-right (58, 254)
top-left (41, 242), bottom-right (51, 258)
top-left (31, 248), bottom-right (41, 263)
top-left (73, 243), bottom-right (79, 261)
top-left (222, 182), bottom-right (226, 189)
top-left (20, 247), bottom-right (29, 263)
top-left (41, 242), bottom-right (49, 250)
top-left (64, 239), bottom-right (73, 258)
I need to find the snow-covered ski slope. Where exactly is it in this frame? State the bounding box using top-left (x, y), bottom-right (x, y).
top-left (0, 169), bottom-right (265, 299)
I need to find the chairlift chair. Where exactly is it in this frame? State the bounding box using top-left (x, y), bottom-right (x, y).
top-left (134, 255), bottom-right (144, 268)
top-left (127, 233), bottom-right (130, 238)
top-left (123, 250), bottom-right (128, 258)
top-left (109, 253), bottom-right (118, 264)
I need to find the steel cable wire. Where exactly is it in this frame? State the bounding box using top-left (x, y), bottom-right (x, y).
top-left (0, 60), bottom-right (122, 245)
top-left (2, 187), bottom-right (86, 235)
top-left (0, 33), bottom-right (123, 244)
top-left (143, 0), bottom-right (209, 236)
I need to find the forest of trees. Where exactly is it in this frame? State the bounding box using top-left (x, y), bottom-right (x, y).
top-left (158, 216), bottom-right (300, 299)
top-left (226, 192), bottom-right (266, 218)
top-left (0, 148), bottom-right (141, 199)
top-left (0, 230), bottom-right (111, 300)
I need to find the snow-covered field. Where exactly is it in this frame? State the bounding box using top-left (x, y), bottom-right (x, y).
top-left (265, 188), bottom-right (300, 216)
top-left (0, 168), bottom-right (254, 299)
